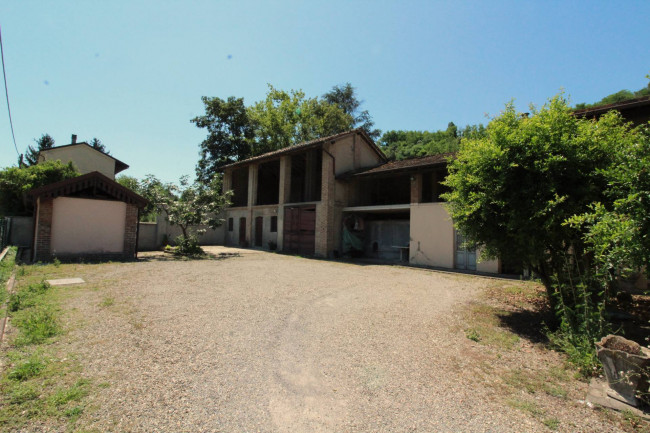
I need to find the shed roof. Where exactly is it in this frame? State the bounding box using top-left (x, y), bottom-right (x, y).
top-left (338, 153), bottom-right (455, 179)
top-left (39, 142), bottom-right (130, 175)
top-left (29, 171), bottom-right (148, 207)
top-left (573, 96), bottom-right (650, 119)
top-left (219, 129), bottom-right (386, 170)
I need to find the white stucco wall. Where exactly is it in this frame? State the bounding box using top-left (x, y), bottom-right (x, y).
top-left (409, 203), bottom-right (455, 268)
top-left (409, 202), bottom-right (500, 273)
top-left (51, 197), bottom-right (126, 254)
top-left (40, 145), bottom-right (116, 179)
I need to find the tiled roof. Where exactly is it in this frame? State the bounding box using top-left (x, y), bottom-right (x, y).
top-left (339, 153), bottom-right (455, 179)
top-left (29, 171), bottom-right (148, 207)
top-left (219, 129), bottom-right (386, 170)
top-left (573, 96), bottom-right (650, 118)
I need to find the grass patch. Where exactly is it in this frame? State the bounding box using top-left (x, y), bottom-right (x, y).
top-left (0, 261), bottom-right (95, 431)
top-left (542, 417), bottom-right (560, 430)
top-left (99, 296), bottom-right (114, 308)
top-left (503, 367), bottom-right (570, 399)
top-left (464, 304), bottom-right (520, 349)
top-left (507, 397), bottom-right (545, 417)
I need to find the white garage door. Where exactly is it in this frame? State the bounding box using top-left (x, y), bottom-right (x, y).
top-left (51, 197), bottom-right (126, 254)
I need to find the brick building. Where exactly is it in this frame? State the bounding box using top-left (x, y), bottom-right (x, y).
top-left (220, 129), bottom-right (500, 273)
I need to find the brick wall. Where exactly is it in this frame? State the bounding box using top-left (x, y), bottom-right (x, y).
top-left (33, 198), bottom-right (53, 262)
top-left (123, 203), bottom-right (138, 259)
top-left (33, 198), bottom-right (140, 262)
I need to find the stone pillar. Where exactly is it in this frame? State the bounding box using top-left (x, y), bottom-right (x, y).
top-left (277, 156), bottom-right (291, 251)
top-left (315, 145), bottom-right (335, 257)
top-left (246, 164), bottom-right (258, 244)
top-left (411, 173), bottom-right (422, 204)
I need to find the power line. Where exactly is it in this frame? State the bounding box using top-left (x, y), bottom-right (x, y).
top-left (0, 24), bottom-right (19, 157)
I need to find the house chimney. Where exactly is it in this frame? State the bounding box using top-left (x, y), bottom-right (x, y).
top-left (71, 134), bottom-right (77, 144)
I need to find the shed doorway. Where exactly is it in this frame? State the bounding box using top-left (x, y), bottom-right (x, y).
top-left (283, 206), bottom-right (315, 256)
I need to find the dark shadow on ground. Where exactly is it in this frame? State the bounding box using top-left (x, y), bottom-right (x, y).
top-left (137, 252), bottom-right (242, 263)
top-left (497, 308), bottom-right (553, 344)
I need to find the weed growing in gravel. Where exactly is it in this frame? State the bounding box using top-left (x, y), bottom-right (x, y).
top-left (7, 353), bottom-right (47, 381)
top-left (543, 417), bottom-right (560, 430)
top-left (463, 304), bottom-right (520, 349)
top-left (99, 296), bottom-right (115, 307)
top-left (506, 397), bottom-right (545, 417)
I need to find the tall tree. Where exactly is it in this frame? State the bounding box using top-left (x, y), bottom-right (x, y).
top-left (24, 134), bottom-right (55, 166)
top-left (192, 85), bottom-right (354, 184)
top-left (248, 85), bottom-right (353, 155)
top-left (323, 83), bottom-right (381, 140)
top-left (191, 96), bottom-right (254, 183)
top-left (442, 95), bottom-right (622, 309)
top-left (89, 137), bottom-right (110, 154)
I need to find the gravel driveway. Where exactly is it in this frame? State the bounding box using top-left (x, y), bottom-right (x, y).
top-left (61, 247), bottom-right (560, 432)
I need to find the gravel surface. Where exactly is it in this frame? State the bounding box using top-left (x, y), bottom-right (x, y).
top-left (50, 247), bottom-right (624, 432)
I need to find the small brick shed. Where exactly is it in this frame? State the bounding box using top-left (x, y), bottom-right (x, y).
top-left (29, 171), bottom-right (148, 262)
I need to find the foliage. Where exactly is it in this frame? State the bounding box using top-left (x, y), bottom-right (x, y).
top-left (0, 160), bottom-right (79, 216)
top-left (88, 137), bottom-right (109, 154)
top-left (248, 84), bottom-right (354, 154)
top-left (323, 82), bottom-right (381, 139)
top-left (142, 174), bottom-right (231, 252)
top-left (24, 134), bottom-right (55, 166)
top-left (116, 174), bottom-right (159, 221)
top-left (192, 96), bottom-right (254, 183)
top-left (575, 73), bottom-right (650, 109)
top-left (192, 84), bottom-right (359, 183)
top-left (173, 234), bottom-right (204, 256)
top-left (378, 123), bottom-right (485, 160)
top-left (567, 122), bottom-right (650, 280)
top-left (8, 281), bottom-right (60, 346)
top-left (442, 96), bottom-right (621, 298)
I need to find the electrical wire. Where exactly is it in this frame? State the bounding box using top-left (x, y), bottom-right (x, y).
top-left (0, 24), bottom-right (19, 157)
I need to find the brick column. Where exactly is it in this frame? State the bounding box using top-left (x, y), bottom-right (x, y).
top-left (34, 198), bottom-right (54, 262)
top-left (315, 145), bottom-right (336, 257)
top-left (411, 173), bottom-right (422, 204)
top-left (123, 203), bottom-right (139, 259)
top-left (246, 164), bottom-right (258, 245)
top-left (277, 156), bottom-right (291, 251)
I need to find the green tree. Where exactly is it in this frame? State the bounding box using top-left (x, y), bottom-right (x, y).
top-left (141, 174), bottom-right (232, 254)
top-left (191, 96), bottom-right (254, 183)
top-left (89, 138), bottom-right (109, 154)
top-left (0, 161), bottom-right (78, 215)
top-left (116, 175), bottom-right (157, 221)
top-left (568, 120), bottom-right (650, 279)
top-left (323, 83), bottom-right (381, 139)
top-left (193, 85), bottom-right (354, 184)
top-left (24, 134), bottom-right (55, 166)
top-left (442, 95), bottom-right (622, 309)
top-left (248, 85), bottom-right (354, 154)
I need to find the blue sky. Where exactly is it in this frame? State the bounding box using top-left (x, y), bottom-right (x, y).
top-left (1, 1), bottom-right (649, 182)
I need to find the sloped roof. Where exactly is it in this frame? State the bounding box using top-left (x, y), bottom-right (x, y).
top-left (29, 171), bottom-right (148, 207)
top-left (39, 142), bottom-right (130, 175)
top-left (573, 96), bottom-right (650, 118)
top-left (219, 129), bottom-right (386, 170)
top-left (338, 153), bottom-right (455, 179)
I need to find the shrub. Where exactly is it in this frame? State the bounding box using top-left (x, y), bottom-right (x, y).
top-left (174, 235), bottom-right (204, 257)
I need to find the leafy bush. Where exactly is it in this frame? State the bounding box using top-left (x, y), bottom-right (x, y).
top-left (174, 235), bottom-right (204, 257)
top-left (8, 281), bottom-right (50, 312)
top-left (12, 306), bottom-right (60, 346)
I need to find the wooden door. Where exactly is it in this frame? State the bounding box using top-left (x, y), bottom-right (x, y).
top-left (239, 217), bottom-right (247, 246)
top-left (283, 206), bottom-right (316, 256)
top-left (254, 216), bottom-right (263, 247)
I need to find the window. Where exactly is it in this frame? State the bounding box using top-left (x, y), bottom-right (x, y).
top-left (228, 218), bottom-right (233, 231)
top-left (270, 216), bottom-right (277, 232)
